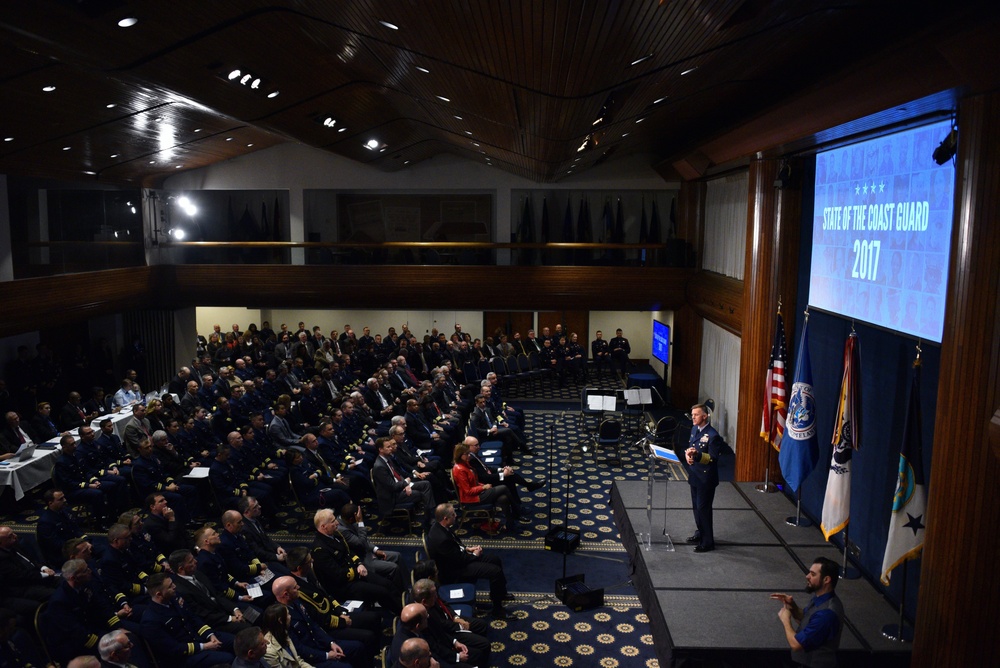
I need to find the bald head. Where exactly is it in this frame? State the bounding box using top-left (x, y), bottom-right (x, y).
top-left (400, 602), bottom-right (428, 631)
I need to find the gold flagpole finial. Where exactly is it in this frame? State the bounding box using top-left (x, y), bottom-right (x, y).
top-left (914, 341), bottom-right (922, 366)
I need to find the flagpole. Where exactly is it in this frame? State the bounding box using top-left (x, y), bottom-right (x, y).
top-left (785, 487), bottom-right (813, 526)
top-left (756, 405), bottom-right (778, 493)
top-left (881, 560), bottom-right (914, 642)
top-left (838, 525), bottom-right (860, 579)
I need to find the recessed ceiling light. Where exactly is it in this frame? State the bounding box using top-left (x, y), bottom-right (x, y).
top-left (226, 137), bottom-right (233, 141)
top-left (379, 147), bottom-right (387, 153)
top-left (630, 54), bottom-right (653, 67)
top-left (635, 117), bottom-right (645, 123)
top-left (365, 139), bottom-right (381, 150)
top-left (681, 67), bottom-right (697, 76)
top-left (3, 137), bottom-right (12, 142)
top-left (42, 85), bottom-right (56, 92)
top-left (106, 103), bottom-right (116, 109)
top-left (247, 143), bottom-right (253, 147)
top-left (338, 127), bottom-right (346, 133)
top-left (62, 146), bottom-right (71, 151)
top-left (240, 74), bottom-right (251, 85)
top-left (228, 69), bottom-right (241, 81)
top-left (250, 79), bottom-right (261, 89)
top-left (436, 95), bottom-right (450, 102)
top-left (403, 160), bottom-right (410, 165)
top-left (472, 142), bottom-right (480, 147)
top-left (117, 17), bottom-right (138, 28)
top-left (379, 20), bottom-right (399, 30)
top-left (110, 153), bottom-right (119, 158)
top-left (175, 165), bottom-right (183, 169)
top-left (193, 128), bottom-right (202, 133)
top-left (622, 132), bottom-right (630, 137)
top-left (415, 66), bottom-right (430, 73)
top-left (454, 115), bottom-right (463, 120)
top-left (83, 170), bottom-right (96, 175)
top-left (464, 131), bottom-right (472, 135)
top-left (653, 96), bottom-right (668, 104)
top-left (149, 160), bottom-right (155, 164)
top-left (267, 91), bottom-right (279, 99)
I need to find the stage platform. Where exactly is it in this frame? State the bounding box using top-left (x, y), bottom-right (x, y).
top-left (611, 480), bottom-right (913, 668)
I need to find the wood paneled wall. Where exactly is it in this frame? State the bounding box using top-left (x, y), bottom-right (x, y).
top-left (0, 265), bottom-right (696, 339)
top-left (734, 158), bottom-right (802, 480)
top-left (913, 91), bottom-right (1000, 667)
top-left (685, 271), bottom-right (744, 336)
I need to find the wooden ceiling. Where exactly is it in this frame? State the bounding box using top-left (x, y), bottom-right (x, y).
top-left (0, 1), bottom-right (996, 186)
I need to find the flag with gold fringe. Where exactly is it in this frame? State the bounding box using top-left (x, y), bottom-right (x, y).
top-left (779, 313), bottom-right (818, 493)
top-left (760, 311), bottom-right (788, 451)
top-left (880, 356), bottom-right (928, 584)
top-left (821, 331), bottom-right (861, 539)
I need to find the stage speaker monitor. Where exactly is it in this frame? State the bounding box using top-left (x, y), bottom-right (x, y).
top-left (544, 526), bottom-right (580, 554)
top-left (556, 574), bottom-right (604, 611)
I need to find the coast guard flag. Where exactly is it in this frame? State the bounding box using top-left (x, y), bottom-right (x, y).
top-left (779, 315), bottom-right (818, 493)
top-left (880, 359), bottom-right (928, 585)
top-left (821, 332), bottom-right (862, 540)
top-left (760, 311), bottom-right (788, 451)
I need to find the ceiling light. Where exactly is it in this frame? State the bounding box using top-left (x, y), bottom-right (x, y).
top-left (42, 85), bottom-right (56, 92)
top-left (175, 165), bottom-right (182, 169)
top-left (83, 170), bottom-right (97, 176)
top-left (574, 157), bottom-right (581, 162)
top-left (171, 228), bottom-right (186, 240)
top-left (130, 206), bottom-right (137, 213)
top-left (193, 128), bottom-right (202, 133)
top-left (250, 79), bottom-right (261, 89)
top-left (454, 115), bottom-right (463, 120)
top-left (62, 146), bottom-right (71, 151)
top-left (148, 160), bottom-right (155, 164)
top-left (635, 117), bottom-right (645, 123)
top-left (472, 142), bottom-right (480, 147)
top-left (228, 69), bottom-right (241, 80)
top-left (338, 127), bottom-right (347, 132)
top-left (110, 153), bottom-right (119, 158)
top-left (106, 103), bottom-right (116, 108)
top-left (226, 137), bottom-right (233, 141)
top-left (436, 95), bottom-right (450, 102)
top-left (630, 54), bottom-right (653, 67)
top-left (622, 132), bottom-right (630, 137)
top-left (240, 74), bottom-right (251, 85)
top-left (365, 139), bottom-right (381, 150)
top-left (653, 96), bottom-right (668, 104)
top-left (379, 20), bottom-right (399, 30)
top-left (323, 117), bottom-right (336, 127)
top-left (267, 91), bottom-right (280, 98)
top-left (117, 17), bottom-right (138, 28)
top-left (379, 147), bottom-right (387, 152)
top-left (681, 67), bottom-right (697, 76)
top-left (3, 137), bottom-right (12, 142)
top-left (247, 143), bottom-right (253, 147)
top-left (415, 66), bottom-right (430, 73)
top-left (464, 131), bottom-right (472, 135)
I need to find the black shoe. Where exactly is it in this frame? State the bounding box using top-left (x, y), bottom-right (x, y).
top-left (685, 534), bottom-right (701, 544)
top-left (526, 480), bottom-right (545, 492)
top-left (694, 545), bottom-right (714, 553)
top-left (521, 447), bottom-right (535, 455)
top-left (517, 514), bottom-right (532, 523)
top-left (491, 606), bottom-right (511, 619)
top-left (502, 593), bottom-right (516, 601)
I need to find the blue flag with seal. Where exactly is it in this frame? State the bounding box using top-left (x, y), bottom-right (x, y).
top-left (779, 313), bottom-right (819, 493)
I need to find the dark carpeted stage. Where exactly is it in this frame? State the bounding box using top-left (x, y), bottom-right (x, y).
top-left (612, 480), bottom-right (912, 668)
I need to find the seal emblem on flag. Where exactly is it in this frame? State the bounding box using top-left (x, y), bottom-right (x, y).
top-left (786, 381), bottom-right (816, 441)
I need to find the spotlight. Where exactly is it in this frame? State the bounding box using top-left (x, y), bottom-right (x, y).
top-left (240, 74), bottom-right (251, 85)
top-left (228, 69), bottom-right (241, 80)
top-left (932, 128), bottom-right (958, 165)
top-left (365, 138), bottom-right (381, 150)
top-left (170, 228), bottom-right (186, 240)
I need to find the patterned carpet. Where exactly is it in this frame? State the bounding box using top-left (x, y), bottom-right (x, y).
top-left (4, 366), bottom-right (677, 668)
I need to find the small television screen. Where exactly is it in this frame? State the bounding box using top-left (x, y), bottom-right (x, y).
top-left (809, 118), bottom-right (954, 342)
top-left (652, 319), bottom-right (670, 366)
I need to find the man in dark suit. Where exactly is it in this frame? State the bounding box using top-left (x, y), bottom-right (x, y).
top-left (469, 395), bottom-right (525, 464)
top-left (412, 577), bottom-right (490, 668)
top-left (371, 437), bottom-right (433, 527)
top-left (0, 526), bottom-right (59, 622)
top-left (0, 411), bottom-right (38, 459)
top-left (140, 572), bottom-right (235, 667)
top-left (464, 436), bottom-right (543, 519)
top-left (60, 391), bottom-right (94, 430)
top-left (237, 495), bottom-right (288, 565)
top-left (388, 424), bottom-right (451, 503)
top-left (167, 549), bottom-right (255, 635)
top-left (684, 404), bottom-right (725, 553)
top-left (424, 504), bottom-right (510, 618)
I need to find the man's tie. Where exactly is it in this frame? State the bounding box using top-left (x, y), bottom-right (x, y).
top-left (385, 457), bottom-right (403, 482)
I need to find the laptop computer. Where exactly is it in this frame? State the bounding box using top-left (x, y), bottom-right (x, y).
top-left (14, 442), bottom-right (38, 462)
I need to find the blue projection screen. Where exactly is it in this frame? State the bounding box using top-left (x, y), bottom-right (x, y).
top-left (652, 319), bottom-right (670, 366)
top-left (809, 119), bottom-right (954, 342)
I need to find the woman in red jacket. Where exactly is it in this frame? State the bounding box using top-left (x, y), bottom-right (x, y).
top-left (452, 441), bottom-right (518, 530)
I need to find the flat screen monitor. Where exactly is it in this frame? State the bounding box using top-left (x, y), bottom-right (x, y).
top-left (809, 119), bottom-right (954, 342)
top-left (652, 319), bottom-right (670, 366)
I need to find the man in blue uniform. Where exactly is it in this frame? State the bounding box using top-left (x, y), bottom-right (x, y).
top-left (684, 404), bottom-right (724, 553)
top-left (770, 556), bottom-right (844, 667)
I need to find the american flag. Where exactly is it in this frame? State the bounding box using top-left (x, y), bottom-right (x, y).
top-left (760, 311), bottom-right (788, 451)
